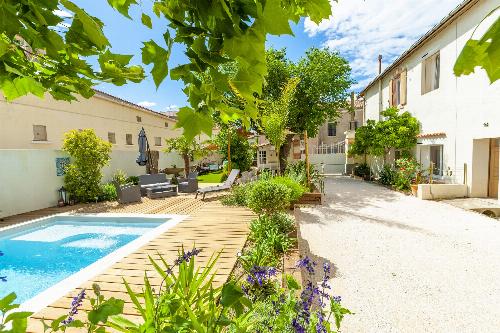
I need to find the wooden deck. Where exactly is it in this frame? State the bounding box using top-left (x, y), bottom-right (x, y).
top-left (2, 196), bottom-right (253, 332)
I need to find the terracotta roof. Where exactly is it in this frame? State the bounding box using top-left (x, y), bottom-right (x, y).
top-left (93, 89), bottom-right (177, 122)
top-left (360, 0), bottom-right (476, 96)
top-left (417, 132), bottom-right (446, 139)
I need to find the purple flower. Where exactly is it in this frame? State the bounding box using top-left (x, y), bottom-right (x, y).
top-left (62, 289), bottom-right (86, 325)
top-left (332, 295), bottom-right (342, 304)
top-left (292, 318), bottom-right (306, 333)
top-left (296, 257), bottom-right (316, 275)
top-left (316, 310), bottom-right (327, 333)
top-left (246, 266), bottom-right (277, 286)
top-left (323, 262), bottom-right (331, 274)
top-left (174, 248), bottom-right (202, 265)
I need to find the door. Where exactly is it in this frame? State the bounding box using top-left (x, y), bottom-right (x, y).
top-left (488, 139), bottom-right (499, 198)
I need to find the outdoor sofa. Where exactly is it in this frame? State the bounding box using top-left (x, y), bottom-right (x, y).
top-left (138, 173), bottom-right (170, 196)
top-left (195, 169), bottom-right (240, 200)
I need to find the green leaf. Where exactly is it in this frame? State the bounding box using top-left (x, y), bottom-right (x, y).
top-left (107, 0), bottom-right (138, 18)
top-left (141, 39), bottom-right (171, 87)
top-left (1, 77), bottom-right (45, 100)
top-left (88, 297), bottom-right (124, 324)
top-left (220, 281), bottom-right (245, 307)
top-left (304, 0), bottom-right (332, 24)
top-left (285, 274), bottom-right (300, 290)
top-left (175, 107), bottom-right (213, 140)
top-left (141, 13), bottom-right (152, 28)
top-left (258, 0), bottom-right (293, 35)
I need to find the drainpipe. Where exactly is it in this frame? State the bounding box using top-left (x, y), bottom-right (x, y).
top-left (378, 54), bottom-right (383, 121)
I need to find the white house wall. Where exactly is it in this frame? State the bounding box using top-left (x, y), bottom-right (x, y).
top-left (362, 0), bottom-right (500, 196)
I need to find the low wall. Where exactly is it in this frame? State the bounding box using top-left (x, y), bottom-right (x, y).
top-left (0, 149), bottom-right (183, 218)
top-left (417, 184), bottom-right (468, 200)
top-left (309, 154), bottom-right (346, 174)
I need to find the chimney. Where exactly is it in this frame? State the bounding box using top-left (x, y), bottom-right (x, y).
top-left (378, 54), bottom-right (382, 74)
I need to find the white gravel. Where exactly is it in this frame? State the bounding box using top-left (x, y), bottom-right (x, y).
top-left (297, 176), bottom-right (500, 333)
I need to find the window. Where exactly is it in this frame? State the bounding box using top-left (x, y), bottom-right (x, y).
top-left (165, 122), bottom-right (169, 128)
top-left (430, 145), bottom-right (443, 176)
top-left (391, 74), bottom-right (401, 106)
top-left (327, 122), bottom-right (337, 137)
top-left (108, 132), bottom-right (116, 144)
top-left (258, 150), bottom-right (267, 165)
top-left (33, 125), bottom-right (47, 141)
top-left (126, 133), bottom-right (133, 145)
top-left (154, 136), bottom-right (162, 146)
top-left (422, 52), bottom-right (440, 94)
top-left (136, 116), bottom-right (142, 122)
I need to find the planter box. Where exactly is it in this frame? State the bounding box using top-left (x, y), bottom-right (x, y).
top-left (297, 192), bottom-right (323, 205)
top-left (417, 184), bottom-right (468, 200)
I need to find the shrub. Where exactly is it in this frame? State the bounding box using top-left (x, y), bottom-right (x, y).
top-left (353, 163), bottom-right (370, 178)
top-left (379, 165), bottom-right (396, 185)
top-left (249, 213), bottom-right (295, 255)
top-left (272, 176), bottom-right (306, 202)
top-left (126, 176), bottom-right (139, 185)
top-left (285, 160), bottom-right (322, 191)
top-left (112, 169), bottom-right (127, 185)
top-left (98, 183), bottom-right (117, 201)
top-left (394, 157), bottom-right (420, 191)
top-left (63, 129), bottom-right (112, 202)
top-left (247, 180), bottom-right (292, 215)
top-left (221, 183), bottom-right (254, 206)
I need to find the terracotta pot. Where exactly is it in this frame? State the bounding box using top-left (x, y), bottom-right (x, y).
top-left (411, 184), bottom-right (418, 196)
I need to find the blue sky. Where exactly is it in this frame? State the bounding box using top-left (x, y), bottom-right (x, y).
top-left (74, 0), bottom-right (463, 113)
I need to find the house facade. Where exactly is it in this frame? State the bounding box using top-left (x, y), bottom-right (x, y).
top-left (0, 91), bottom-right (184, 218)
top-left (360, 0), bottom-right (500, 198)
top-left (257, 103), bottom-right (364, 174)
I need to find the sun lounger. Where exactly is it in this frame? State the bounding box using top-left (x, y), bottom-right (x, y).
top-left (195, 169), bottom-right (240, 200)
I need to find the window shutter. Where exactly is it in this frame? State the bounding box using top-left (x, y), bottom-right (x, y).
top-left (388, 79), bottom-right (394, 106)
top-left (401, 68), bottom-right (407, 105)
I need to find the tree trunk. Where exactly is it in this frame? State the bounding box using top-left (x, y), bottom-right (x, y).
top-left (279, 134), bottom-right (294, 174)
top-left (276, 147), bottom-right (281, 175)
top-left (183, 153), bottom-right (190, 176)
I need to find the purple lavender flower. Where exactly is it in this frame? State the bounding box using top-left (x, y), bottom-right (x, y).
top-left (332, 295), bottom-right (342, 303)
top-left (316, 310), bottom-right (327, 333)
top-left (62, 289), bottom-right (86, 325)
top-left (246, 266), bottom-right (277, 286)
top-left (292, 318), bottom-right (306, 333)
top-left (323, 262), bottom-right (331, 274)
top-left (174, 248), bottom-right (202, 265)
top-left (296, 257), bottom-right (316, 275)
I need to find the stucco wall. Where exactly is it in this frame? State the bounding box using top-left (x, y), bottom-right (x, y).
top-left (0, 149), bottom-right (184, 218)
top-left (361, 0), bottom-right (500, 197)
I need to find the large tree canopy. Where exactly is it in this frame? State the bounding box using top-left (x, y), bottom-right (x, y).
top-left (0, 0), bottom-right (144, 102)
top-left (1, 0), bottom-right (333, 140)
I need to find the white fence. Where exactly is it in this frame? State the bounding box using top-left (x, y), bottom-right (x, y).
top-left (309, 141), bottom-right (345, 155)
top-left (0, 149), bottom-right (183, 218)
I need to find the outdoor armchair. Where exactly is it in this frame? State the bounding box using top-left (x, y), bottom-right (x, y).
top-left (178, 172), bottom-right (199, 193)
top-left (113, 181), bottom-right (142, 204)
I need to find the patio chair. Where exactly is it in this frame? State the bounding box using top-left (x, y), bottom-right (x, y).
top-left (178, 172), bottom-right (199, 193)
top-left (113, 181), bottom-right (141, 204)
top-left (138, 173), bottom-right (170, 195)
top-left (195, 169), bottom-right (240, 200)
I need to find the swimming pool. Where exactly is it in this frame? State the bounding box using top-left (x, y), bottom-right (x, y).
top-left (0, 213), bottom-right (185, 312)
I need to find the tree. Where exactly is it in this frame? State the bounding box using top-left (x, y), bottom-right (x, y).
top-left (454, 6), bottom-right (499, 83)
top-left (375, 107), bottom-right (419, 161)
top-left (62, 129), bottom-right (112, 202)
top-left (349, 107), bottom-right (419, 163)
top-left (261, 77), bottom-right (300, 173)
top-left (2, 1), bottom-right (332, 139)
top-left (0, 0), bottom-right (144, 102)
top-left (262, 48), bottom-right (353, 171)
top-left (214, 127), bottom-right (254, 172)
top-left (164, 137), bottom-right (206, 176)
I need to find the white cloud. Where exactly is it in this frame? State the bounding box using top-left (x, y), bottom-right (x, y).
top-left (138, 101), bottom-right (157, 108)
top-left (304, 0), bottom-right (463, 90)
top-left (164, 104), bottom-right (179, 112)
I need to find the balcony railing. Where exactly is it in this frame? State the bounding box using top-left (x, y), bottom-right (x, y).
top-left (309, 141), bottom-right (345, 155)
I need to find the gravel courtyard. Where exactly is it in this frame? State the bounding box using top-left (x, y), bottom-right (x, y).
top-left (297, 177), bottom-right (500, 332)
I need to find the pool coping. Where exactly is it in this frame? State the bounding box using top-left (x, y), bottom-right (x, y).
top-left (3, 212), bottom-right (187, 314)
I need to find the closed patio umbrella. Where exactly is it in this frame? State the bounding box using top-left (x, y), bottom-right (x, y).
top-left (136, 127), bottom-right (150, 167)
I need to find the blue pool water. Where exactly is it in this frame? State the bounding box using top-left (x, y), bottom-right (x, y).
top-left (0, 216), bottom-right (164, 304)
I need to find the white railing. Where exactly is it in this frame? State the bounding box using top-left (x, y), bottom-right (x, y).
top-left (310, 141), bottom-right (345, 155)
